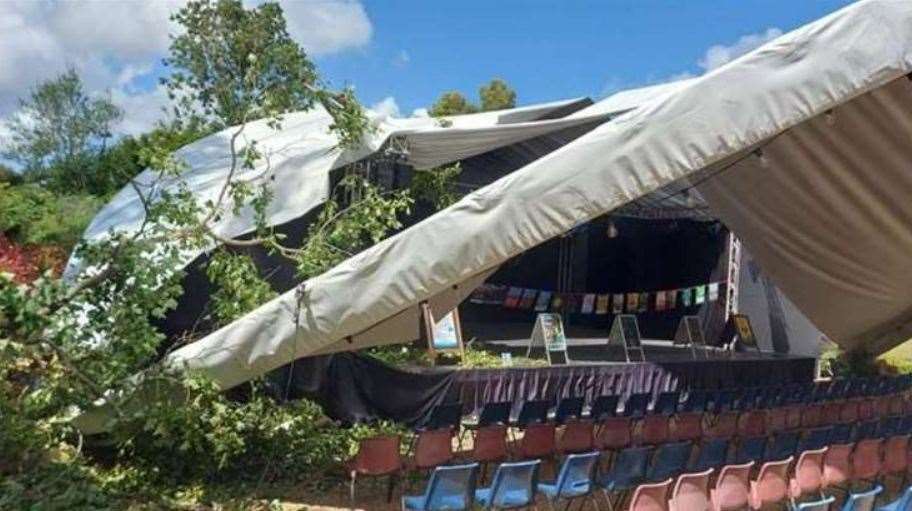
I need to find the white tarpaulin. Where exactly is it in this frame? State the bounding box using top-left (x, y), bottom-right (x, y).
top-left (65, 97), bottom-right (609, 278)
top-left (150, 0), bottom-right (912, 396)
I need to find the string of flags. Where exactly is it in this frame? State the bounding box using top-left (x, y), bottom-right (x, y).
top-left (469, 281), bottom-right (725, 314)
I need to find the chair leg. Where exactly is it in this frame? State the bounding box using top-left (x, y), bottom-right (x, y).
top-left (386, 473), bottom-right (398, 503)
top-left (349, 471), bottom-right (357, 510)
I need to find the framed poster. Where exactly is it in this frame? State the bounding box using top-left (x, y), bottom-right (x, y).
top-left (674, 315), bottom-right (708, 359)
top-left (423, 303), bottom-right (465, 362)
top-left (719, 313), bottom-right (760, 352)
top-left (527, 313), bottom-right (570, 365)
top-left (609, 314), bottom-right (645, 362)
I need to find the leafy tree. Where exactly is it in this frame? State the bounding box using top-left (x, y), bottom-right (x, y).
top-left (0, 163), bottom-right (21, 184)
top-left (429, 91), bottom-right (478, 117)
top-left (479, 78), bottom-right (516, 111)
top-left (2, 68), bottom-right (122, 192)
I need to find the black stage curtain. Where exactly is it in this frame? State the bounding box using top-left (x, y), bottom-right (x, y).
top-left (278, 353), bottom-right (815, 427)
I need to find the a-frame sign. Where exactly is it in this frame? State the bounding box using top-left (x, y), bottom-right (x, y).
top-left (674, 315), bottom-right (708, 359)
top-left (609, 314), bottom-right (645, 362)
top-left (527, 313), bottom-right (570, 365)
top-left (422, 302), bottom-right (465, 363)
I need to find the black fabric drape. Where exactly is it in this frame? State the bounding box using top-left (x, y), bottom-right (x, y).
top-left (278, 353), bottom-right (815, 427)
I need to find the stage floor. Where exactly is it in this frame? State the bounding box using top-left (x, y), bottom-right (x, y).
top-left (481, 337), bottom-right (801, 364)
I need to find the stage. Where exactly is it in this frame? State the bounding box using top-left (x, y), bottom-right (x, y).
top-left (281, 341), bottom-right (816, 427)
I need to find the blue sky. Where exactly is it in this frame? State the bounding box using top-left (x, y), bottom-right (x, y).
top-left (318, 0), bottom-right (856, 116)
top-left (0, 0), bottom-right (857, 136)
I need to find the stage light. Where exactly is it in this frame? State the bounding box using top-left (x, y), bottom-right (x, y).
top-left (607, 221), bottom-right (618, 238)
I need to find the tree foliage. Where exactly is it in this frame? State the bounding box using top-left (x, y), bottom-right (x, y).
top-left (429, 78), bottom-right (517, 117)
top-left (479, 78), bottom-right (517, 111)
top-left (2, 69), bottom-right (122, 192)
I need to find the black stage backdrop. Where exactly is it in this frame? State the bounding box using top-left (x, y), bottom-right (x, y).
top-left (275, 352), bottom-right (815, 427)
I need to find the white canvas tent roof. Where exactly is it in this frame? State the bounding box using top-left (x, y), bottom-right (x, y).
top-left (65, 97), bottom-right (612, 278)
top-left (74, 0), bottom-right (912, 434)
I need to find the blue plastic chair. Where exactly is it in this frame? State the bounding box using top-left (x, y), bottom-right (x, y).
top-left (590, 395), bottom-right (619, 421)
top-left (792, 495), bottom-right (836, 510)
top-left (598, 445), bottom-right (652, 506)
top-left (682, 390), bottom-right (707, 413)
top-left (624, 393), bottom-right (650, 419)
top-left (842, 484), bottom-right (883, 511)
top-left (689, 438), bottom-right (728, 472)
top-left (879, 417), bottom-right (902, 438)
top-left (830, 424), bottom-right (854, 444)
top-left (654, 391), bottom-right (680, 416)
top-left (711, 390), bottom-right (736, 413)
top-left (474, 460), bottom-right (540, 510)
top-left (537, 452), bottom-right (600, 509)
top-left (734, 436), bottom-right (767, 465)
top-left (647, 441), bottom-right (692, 482)
top-left (798, 427), bottom-right (832, 454)
top-left (876, 485), bottom-right (912, 511)
top-left (766, 431), bottom-right (799, 461)
top-left (402, 463), bottom-right (478, 511)
top-left (856, 420), bottom-right (880, 441)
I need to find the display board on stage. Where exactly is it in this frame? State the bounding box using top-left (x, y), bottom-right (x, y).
top-left (674, 315), bottom-right (707, 359)
top-left (609, 314), bottom-right (645, 362)
top-left (720, 313), bottom-right (760, 352)
top-left (527, 313), bottom-right (570, 365)
top-left (422, 303), bottom-right (465, 362)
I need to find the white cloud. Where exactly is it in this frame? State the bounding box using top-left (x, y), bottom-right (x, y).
top-left (281, 0), bottom-right (372, 56)
top-left (411, 108), bottom-right (430, 118)
top-left (698, 27), bottom-right (783, 71)
top-left (392, 49), bottom-right (410, 68)
top-left (0, 0), bottom-right (374, 140)
top-left (371, 96), bottom-right (400, 119)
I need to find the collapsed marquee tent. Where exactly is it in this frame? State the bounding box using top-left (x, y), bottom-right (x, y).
top-left (145, 0), bottom-right (912, 391)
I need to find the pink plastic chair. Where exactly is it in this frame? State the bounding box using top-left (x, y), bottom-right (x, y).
top-left (629, 478), bottom-right (674, 511)
top-left (850, 438), bottom-right (882, 482)
top-left (669, 468), bottom-right (713, 511)
top-left (750, 457), bottom-right (793, 510)
top-left (347, 435), bottom-right (403, 504)
top-left (822, 443), bottom-right (853, 488)
top-left (884, 435), bottom-right (911, 477)
top-left (789, 447), bottom-right (827, 501)
top-left (711, 461), bottom-right (755, 511)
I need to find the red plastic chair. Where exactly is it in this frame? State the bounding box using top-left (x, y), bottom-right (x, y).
top-left (784, 405), bottom-right (804, 430)
top-left (765, 408), bottom-right (787, 434)
top-left (629, 478), bottom-right (674, 511)
top-left (669, 468), bottom-right (713, 511)
top-left (822, 443), bottom-right (854, 489)
top-left (858, 399), bottom-right (877, 421)
top-left (596, 417), bottom-right (632, 450)
top-left (749, 457), bottom-right (793, 510)
top-left (409, 428), bottom-right (454, 472)
top-left (737, 411), bottom-right (765, 438)
top-left (851, 438), bottom-right (882, 482)
top-left (883, 434), bottom-right (911, 478)
top-left (517, 423), bottom-right (556, 459)
top-left (839, 401), bottom-right (859, 424)
top-left (800, 404), bottom-right (822, 429)
top-left (639, 415), bottom-right (670, 445)
top-left (471, 425), bottom-right (507, 482)
top-left (557, 420), bottom-right (594, 455)
top-left (670, 412), bottom-right (703, 442)
top-left (821, 402), bottom-right (842, 425)
top-left (789, 447), bottom-right (827, 501)
top-left (704, 412), bottom-right (738, 439)
top-left (875, 397), bottom-right (891, 418)
top-left (889, 396), bottom-right (906, 416)
top-left (711, 462), bottom-right (755, 511)
top-left (348, 435), bottom-right (403, 504)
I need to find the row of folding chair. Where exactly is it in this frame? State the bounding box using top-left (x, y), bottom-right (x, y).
top-left (401, 415), bottom-right (912, 509)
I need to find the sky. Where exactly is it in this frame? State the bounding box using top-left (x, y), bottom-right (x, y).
top-left (0, 0), bottom-right (857, 138)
